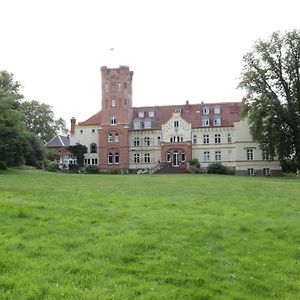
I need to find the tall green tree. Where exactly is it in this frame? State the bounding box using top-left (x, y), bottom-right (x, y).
top-left (19, 100), bottom-right (68, 143)
top-left (239, 30), bottom-right (300, 167)
top-left (68, 144), bottom-right (87, 167)
top-left (0, 71), bottom-right (47, 169)
top-left (0, 71), bottom-right (26, 168)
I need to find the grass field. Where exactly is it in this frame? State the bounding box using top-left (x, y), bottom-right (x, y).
top-left (0, 170), bottom-right (300, 299)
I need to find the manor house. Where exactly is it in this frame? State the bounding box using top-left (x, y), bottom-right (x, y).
top-left (69, 66), bottom-right (282, 176)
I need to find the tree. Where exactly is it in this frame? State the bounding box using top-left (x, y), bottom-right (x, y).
top-left (19, 100), bottom-right (68, 143)
top-left (0, 71), bottom-right (26, 169)
top-left (239, 30), bottom-right (300, 167)
top-left (0, 71), bottom-right (47, 169)
top-left (68, 144), bottom-right (87, 167)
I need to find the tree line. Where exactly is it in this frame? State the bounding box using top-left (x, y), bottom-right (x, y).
top-left (0, 71), bottom-right (67, 169)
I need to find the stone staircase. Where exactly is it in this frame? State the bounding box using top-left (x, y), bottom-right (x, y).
top-left (152, 163), bottom-right (188, 174)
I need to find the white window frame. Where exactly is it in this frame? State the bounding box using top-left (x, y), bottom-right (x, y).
top-left (144, 153), bottom-right (150, 163)
top-left (133, 137), bottom-right (140, 147)
top-left (105, 84), bottom-right (109, 92)
top-left (203, 134), bottom-right (209, 144)
top-left (174, 120), bottom-right (179, 128)
top-left (214, 106), bottom-right (221, 114)
top-left (144, 137), bottom-right (150, 146)
top-left (111, 115), bottom-right (116, 125)
top-left (134, 120), bottom-right (141, 129)
top-left (138, 111), bottom-right (144, 118)
top-left (144, 120), bottom-right (152, 129)
top-left (247, 149), bottom-right (254, 160)
top-left (118, 83), bottom-right (122, 92)
top-left (214, 118), bottom-right (221, 126)
top-left (203, 107), bottom-right (209, 115)
top-left (215, 151), bottom-right (221, 161)
top-left (193, 135), bottom-right (197, 144)
top-left (108, 133), bottom-right (113, 142)
top-left (204, 151), bottom-right (210, 162)
top-left (148, 111), bottom-right (154, 117)
top-left (114, 133), bottom-right (119, 142)
top-left (111, 99), bottom-right (116, 107)
top-left (202, 118), bottom-right (210, 127)
top-left (263, 168), bottom-right (270, 176)
top-left (134, 153), bottom-right (140, 163)
top-left (214, 134), bottom-right (221, 144)
top-left (247, 168), bottom-right (255, 176)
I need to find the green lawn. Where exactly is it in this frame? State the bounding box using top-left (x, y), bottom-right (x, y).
top-left (0, 170), bottom-right (299, 299)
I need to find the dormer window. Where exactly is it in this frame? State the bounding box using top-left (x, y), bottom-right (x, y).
top-left (138, 111), bottom-right (144, 118)
top-left (202, 118), bottom-right (210, 127)
top-left (144, 119), bottom-right (152, 129)
top-left (111, 99), bottom-right (116, 107)
top-left (203, 107), bottom-right (209, 115)
top-left (148, 111), bottom-right (154, 117)
top-left (214, 106), bottom-right (221, 114)
top-left (175, 108), bottom-right (182, 113)
top-left (134, 120), bottom-right (141, 129)
top-left (214, 118), bottom-right (221, 126)
top-left (111, 115), bottom-right (116, 124)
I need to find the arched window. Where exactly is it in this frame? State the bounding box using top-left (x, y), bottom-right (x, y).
top-left (111, 115), bottom-right (116, 124)
top-left (108, 152), bottom-right (113, 164)
top-left (134, 153), bottom-right (140, 163)
top-left (144, 153), bottom-right (150, 163)
top-left (181, 152), bottom-right (186, 162)
top-left (90, 143), bottom-right (97, 153)
top-left (144, 137), bottom-right (150, 146)
top-left (115, 133), bottom-right (119, 142)
top-left (108, 133), bottom-right (113, 142)
top-left (166, 152), bottom-right (171, 162)
top-left (115, 152), bottom-right (119, 164)
top-left (134, 137), bottom-right (140, 147)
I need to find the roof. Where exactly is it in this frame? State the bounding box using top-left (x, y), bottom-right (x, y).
top-left (45, 135), bottom-right (70, 148)
top-left (75, 102), bottom-right (243, 129)
top-left (78, 111), bottom-right (102, 125)
top-left (131, 102), bottom-right (243, 129)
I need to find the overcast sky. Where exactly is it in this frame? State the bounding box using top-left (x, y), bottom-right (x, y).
top-left (1, 0), bottom-right (300, 125)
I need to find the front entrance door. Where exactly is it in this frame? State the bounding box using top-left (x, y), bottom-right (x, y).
top-left (172, 152), bottom-right (179, 167)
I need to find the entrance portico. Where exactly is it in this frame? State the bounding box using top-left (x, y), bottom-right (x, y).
top-left (161, 142), bottom-right (192, 167)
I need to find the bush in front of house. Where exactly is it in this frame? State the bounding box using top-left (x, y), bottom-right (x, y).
top-left (46, 162), bottom-right (59, 172)
top-left (85, 165), bottom-right (100, 174)
top-left (207, 162), bottom-right (231, 175)
top-left (187, 159), bottom-right (201, 173)
top-left (68, 163), bottom-right (80, 173)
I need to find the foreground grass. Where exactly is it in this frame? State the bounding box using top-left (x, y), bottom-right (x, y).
top-left (0, 170), bottom-right (299, 299)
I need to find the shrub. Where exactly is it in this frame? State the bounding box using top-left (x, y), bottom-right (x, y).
top-left (207, 162), bottom-right (231, 175)
top-left (85, 165), bottom-right (100, 174)
top-left (110, 169), bottom-right (121, 175)
top-left (46, 162), bottom-right (59, 172)
top-left (68, 163), bottom-right (80, 173)
top-left (187, 159), bottom-right (200, 173)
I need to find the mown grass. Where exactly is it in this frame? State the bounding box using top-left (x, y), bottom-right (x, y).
top-left (0, 169), bottom-right (299, 299)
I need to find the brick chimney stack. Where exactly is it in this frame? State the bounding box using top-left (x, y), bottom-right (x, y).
top-left (70, 117), bottom-right (76, 135)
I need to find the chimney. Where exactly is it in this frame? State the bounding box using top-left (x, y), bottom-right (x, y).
top-left (186, 100), bottom-right (189, 105)
top-left (70, 117), bottom-right (76, 135)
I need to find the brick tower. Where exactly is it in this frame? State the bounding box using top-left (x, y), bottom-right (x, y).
top-left (98, 66), bottom-right (133, 171)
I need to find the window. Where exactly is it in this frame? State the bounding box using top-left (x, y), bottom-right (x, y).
top-left (262, 151), bottom-right (270, 160)
top-left (175, 108), bottom-right (182, 113)
top-left (215, 151), bottom-right (221, 161)
top-left (108, 133), bottom-right (113, 142)
top-left (90, 143), bottom-right (97, 153)
top-left (138, 111), bottom-right (144, 118)
top-left (247, 168), bottom-right (255, 176)
top-left (144, 119), bottom-right (152, 129)
top-left (108, 152), bottom-right (113, 164)
top-left (118, 83), bottom-right (122, 92)
top-left (247, 149), bottom-right (254, 160)
top-left (114, 152), bottom-right (119, 164)
top-left (144, 137), bottom-right (150, 146)
top-left (148, 111), bottom-right (154, 117)
top-left (214, 118), bottom-right (221, 126)
top-left (92, 129), bottom-right (95, 133)
top-left (227, 134), bottom-right (232, 143)
top-left (144, 153), bottom-right (150, 163)
top-left (215, 134), bottom-right (221, 144)
top-left (80, 129), bottom-right (83, 134)
top-left (111, 115), bottom-right (116, 124)
top-left (202, 118), bottom-right (210, 127)
top-left (134, 153), bottom-right (140, 163)
top-left (203, 107), bottom-right (209, 115)
top-left (203, 134), bottom-right (209, 144)
top-left (174, 120), bottom-right (179, 128)
top-left (111, 99), bottom-right (116, 107)
top-left (181, 152), bottom-right (186, 162)
top-left (134, 137), bottom-right (140, 147)
top-left (214, 106), bottom-right (221, 114)
top-left (157, 136), bottom-right (161, 145)
top-left (263, 168), bottom-right (270, 176)
top-left (193, 135), bottom-right (197, 144)
top-left (105, 84), bottom-right (109, 92)
top-left (114, 133), bottom-right (119, 142)
top-left (204, 151), bottom-right (210, 161)
top-left (166, 152), bottom-right (171, 162)
top-left (124, 82), bottom-right (127, 89)
top-left (134, 120), bottom-right (141, 129)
